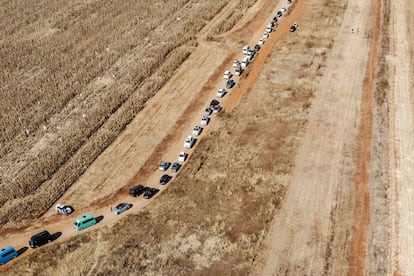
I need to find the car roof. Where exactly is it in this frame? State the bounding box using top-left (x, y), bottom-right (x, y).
top-left (31, 230), bottom-right (50, 239)
top-left (75, 213), bottom-right (94, 222)
top-left (1, 246), bottom-right (15, 252)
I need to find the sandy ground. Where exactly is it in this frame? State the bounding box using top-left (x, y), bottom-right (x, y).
top-left (387, 0), bottom-right (414, 274)
top-left (251, 0), bottom-right (375, 274)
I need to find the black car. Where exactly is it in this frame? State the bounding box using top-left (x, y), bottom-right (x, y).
top-left (254, 44), bottom-right (261, 51)
top-left (290, 23), bottom-right (298, 32)
top-left (210, 99), bottom-right (220, 108)
top-left (159, 174), bottom-right (171, 185)
top-left (29, 230), bottom-right (53, 248)
top-left (226, 79), bottom-right (235, 89)
top-left (129, 184), bottom-right (146, 197)
top-left (171, 162), bottom-right (181, 172)
top-left (143, 187), bottom-right (159, 199)
top-left (277, 11), bottom-right (282, 17)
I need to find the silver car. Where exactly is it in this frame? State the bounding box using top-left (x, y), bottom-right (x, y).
top-left (112, 203), bottom-right (132, 215)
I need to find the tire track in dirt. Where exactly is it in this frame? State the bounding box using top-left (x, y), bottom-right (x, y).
top-left (387, 0), bottom-right (414, 274)
top-left (346, 0), bottom-right (380, 274)
top-left (222, 1), bottom-right (303, 110)
top-left (251, 0), bottom-right (374, 274)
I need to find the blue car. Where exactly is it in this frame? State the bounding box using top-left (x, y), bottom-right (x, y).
top-left (226, 79), bottom-right (235, 89)
top-left (0, 246), bottom-right (18, 265)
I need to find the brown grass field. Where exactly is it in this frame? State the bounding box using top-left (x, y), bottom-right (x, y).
top-left (0, 0), bottom-right (230, 225)
top-left (2, 0), bottom-right (414, 274)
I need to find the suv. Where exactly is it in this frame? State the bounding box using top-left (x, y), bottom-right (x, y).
top-left (226, 79), bottom-right (235, 89)
top-left (159, 161), bottom-right (171, 171)
top-left (241, 56), bottom-right (249, 68)
top-left (192, 125), bottom-right (202, 136)
top-left (210, 99), bottom-right (220, 108)
top-left (201, 115), bottom-right (209, 126)
top-left (143, 187), bottom-right (159, 199)
top-left (129, 184), bottom-right (146, 197)
top-left (171, 162), bottom-right (181, 172)
top-left (159, 174), bottom-right (171, 185)
top-left (217, 89), bottom-right (226, 98)
top-left (258, 38), bottom-right (265, 46)
top-left (247, 49), bottom-right (256, 60)
top-left (204, 106), bottom-right (213, 115)
top-left (213, 105), bottom-right (221, 113)
top-left (235, 67), bottom-right (242, 76)
top-left (184, 136), bottom-right (195, 149)
top-left (290, 22), bottom-right (298, 32)
top-left (243, 45), bottom-right (250, 55)
top-left (223, 70), bottom-right (233, 79)
top-left (266, 24), bottom-right (273, 33)
top-left (232, 60), bottom-right (240, 68)
top-left (29, 230), bottom-right (52, 248)
top-left (178, 151), bottom-right (187, 162)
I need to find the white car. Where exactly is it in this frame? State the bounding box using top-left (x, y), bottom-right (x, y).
top-left (205, 106), bottom-right (213, 115)
top-left (232, 60), bottom-right (241, 68)
top-left (266, 24), bottom-right (273, 33)
top-left (192, 125), bottom-right (202, 136)
top-left (258, 38), bottom-right (265, 46)
top-left (235, 67), bottom-right (242, 76)
top-left (224, 70), bottom-right (233, 80)
top-left (213, 105), bottom-right (221, 113)
top-left (201, 115), bottom-right (209, 126)
top-left (178, 151), bottom-right (187, 162)
top-left (184, 135), bottom-right (194, 149)
top-left (217, 88), bottom-right (226, 98)
top-left (263, 31), bottom-right (269, 39)
top-left (159, 161), bottom-right (171, 171)
top-left (243, 45), bottom-right (250, 55)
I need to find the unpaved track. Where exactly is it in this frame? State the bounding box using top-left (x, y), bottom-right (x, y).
top-left (387, 0), bottom-right (414, 274)
top-left (0, 0), bottom-right (291, 265)
top-left (251, 0), bottom-right (376, 274)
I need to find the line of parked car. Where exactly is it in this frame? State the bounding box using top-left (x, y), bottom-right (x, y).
top-left (0, 0), bottom-right (297, 267)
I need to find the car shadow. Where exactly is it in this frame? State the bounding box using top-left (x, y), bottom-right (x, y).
top-left (17, 246), bottom-right (28, 256)
top-left (50, 232), bottom-right (62, 242)
top-left (95, 215), bottom-right (104, 224)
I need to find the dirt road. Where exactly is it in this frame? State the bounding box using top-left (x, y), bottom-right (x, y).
top-left (251, 0), bottom-right (376, 274)
top-left (0, 0), bottom-right (290, 265)
top-left (387, 0), bottom-right (414, 274)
